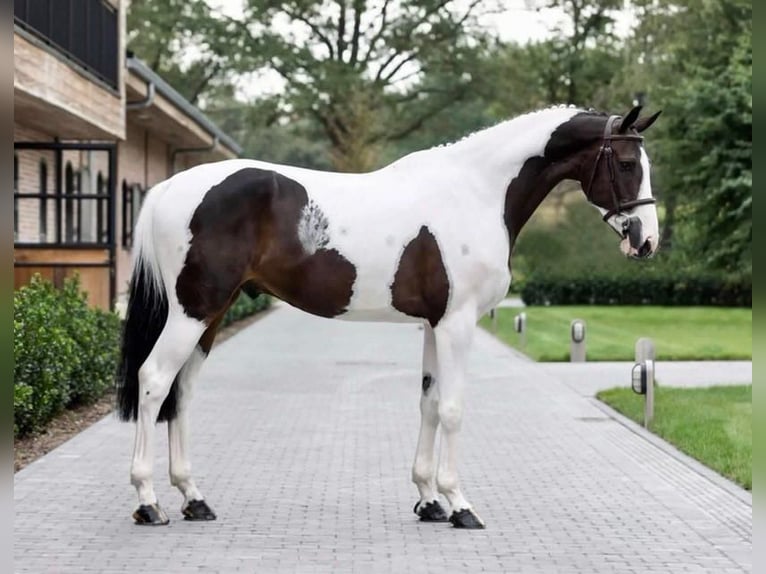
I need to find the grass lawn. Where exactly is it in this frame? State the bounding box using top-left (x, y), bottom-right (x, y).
top-left (597, 385), bottom-right (752, 490)
top-left (480, 306), bottom-right (751, 361)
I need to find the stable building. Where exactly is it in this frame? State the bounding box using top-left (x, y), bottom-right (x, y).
top-left (13, 0), bottom-right (242, 311)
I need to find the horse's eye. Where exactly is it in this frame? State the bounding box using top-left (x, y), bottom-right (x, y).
top-left (619, 161), bottom-right (635, 172)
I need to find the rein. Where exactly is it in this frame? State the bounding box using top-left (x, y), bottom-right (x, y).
top-left (584, 115), bottom-right (656, 229)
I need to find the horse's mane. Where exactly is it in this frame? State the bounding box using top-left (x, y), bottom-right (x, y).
top-left (433, 104), bottom-right (606, 151)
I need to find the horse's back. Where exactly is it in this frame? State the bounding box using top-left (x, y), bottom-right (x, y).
top-left (142, 158), bottom-right (509, 325)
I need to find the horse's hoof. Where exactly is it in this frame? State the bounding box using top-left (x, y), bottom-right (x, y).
top-left (133, 503), bottom-right (170, 525)
top-left (414, 500), bottom-right (448, 522)
top-left (182, 499), bottom-right (217, 521)
top-left (449, 508), bottom-right (485, 529)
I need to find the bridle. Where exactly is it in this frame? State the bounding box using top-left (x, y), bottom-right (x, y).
top-left (585, 115), bottom-right (656, 231)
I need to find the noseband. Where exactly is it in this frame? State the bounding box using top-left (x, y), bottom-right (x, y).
top-left (585, 115), bottom-right (656, 226)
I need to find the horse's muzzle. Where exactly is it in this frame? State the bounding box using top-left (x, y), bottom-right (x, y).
top-left (635, 238), bottom-right (654, 259)
top-left (623, 216), bottom-right (643, 249)
top-left (620, 216), bottom-right (653, 259)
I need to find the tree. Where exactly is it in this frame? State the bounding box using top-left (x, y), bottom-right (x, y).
top-left (127, 0), bottom-right (243, 105)
top-left (228, 0), bottom-right (495, 170)
top-left (523, 0), bottom-right (625, 105)
top-left (206, 93), bottom-right (335, 169)
top-left (622, 0), bottom-right (751, 271)
top-left (658, 29), bottom-right (751, 272)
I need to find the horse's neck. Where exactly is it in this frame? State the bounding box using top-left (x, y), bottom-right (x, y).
top-left (436, 108), bottom-right (582, 195)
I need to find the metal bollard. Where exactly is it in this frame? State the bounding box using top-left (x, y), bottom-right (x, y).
top-left (631, 358), bottom-right (655, 428)
top-left (514, 312), bottom-right (527, 349)
top-left (570, 319), bottom-right (586, 362)
top-left (489, 308), bottom-right (498, 332)
top-left (635, 337), bottom-right (656, 362)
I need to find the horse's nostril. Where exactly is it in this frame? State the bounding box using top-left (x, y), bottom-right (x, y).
top-left (637, 239), bottom-right (653, 258)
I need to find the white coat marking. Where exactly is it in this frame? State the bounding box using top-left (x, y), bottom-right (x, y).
top-left (297, 200), bottom-right (330, 254)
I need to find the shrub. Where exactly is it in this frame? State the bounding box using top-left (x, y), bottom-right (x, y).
top-left (14, 278), bottom-right (77, 437)
top-left (58, 279), bottom-right (122, 406)
top-left (222, 291), bottom-right (272, 327)
top-left (14, 275), bottom-right (121, 437)
top-left (521, 270), bottom-right (751, 307)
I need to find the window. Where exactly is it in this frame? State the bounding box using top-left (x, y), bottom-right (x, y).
top-left (64, 161), bottom-right (81, 243)
top-left (14, 142), bottom-right (115, 248)
top-left (39, 159), bottom-right (48, 241)
top-left (96, 172), bottom-right (108, 243)
top-left (122, 180), bottom-right (146, 248)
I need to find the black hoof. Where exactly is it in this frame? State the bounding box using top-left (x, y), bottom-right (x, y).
top-left (449, 508), bottom-right (485, 529)
top-left (133, 503), bottom-right (169, 526)
top-left (413, 500), bottom-right (449, 522)
top-left (182, 499), bottom-right (217, 521)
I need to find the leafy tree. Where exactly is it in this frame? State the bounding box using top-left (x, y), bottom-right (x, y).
top-left (210, 94), bottom-right (335, 169)
top-left (127, 0), bottom-right (242, 104)
top-left (129, 0), bottom-right (497, 171)
top-left (622, 0), bottom-right (751, 271)
top-left (658, 30), bottom-right (751, 272)
top-left (229, 0), bottom-right (495, 171)
top-left (524, 0), bottom-right (625, 105)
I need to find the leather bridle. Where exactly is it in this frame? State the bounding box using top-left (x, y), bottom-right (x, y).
top-left (584, 115), bottom-right (656, 228)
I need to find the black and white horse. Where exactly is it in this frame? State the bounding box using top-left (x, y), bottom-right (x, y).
top-left (117, 105), bottom-right (661, 528)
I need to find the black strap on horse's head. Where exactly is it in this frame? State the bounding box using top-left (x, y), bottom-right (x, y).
top-left (585, 114), bottom-right (656, 226)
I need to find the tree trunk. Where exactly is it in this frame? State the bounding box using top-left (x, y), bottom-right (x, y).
top-left (323, 93), bottom-right (381, 172)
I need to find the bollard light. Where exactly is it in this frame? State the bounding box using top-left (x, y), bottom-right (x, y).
top-left (631, 362), bottom-right (647, 394)
top-left (631, 359), bottom-right (655, 427)
top-left (569, 319), bottom-right (586, 362)
top-left (571, 320), bottom-right (585, 343)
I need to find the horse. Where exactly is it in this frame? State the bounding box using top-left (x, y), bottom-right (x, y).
top-left (117, 104), bottom-right (661, 528)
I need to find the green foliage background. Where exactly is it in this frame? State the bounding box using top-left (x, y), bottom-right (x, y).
top-left (126, 0), bottom-right (751, 279)
top-left (222, 292), bottom-right (272, 328)
top-left (14, 276), bottom-right (121, 437)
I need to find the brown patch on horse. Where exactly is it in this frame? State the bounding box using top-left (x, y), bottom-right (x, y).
top-left (176, 168), bottom-right (356, 322)
top-left (390, 226), bottom-right (449, 327)
top-left (503, 111), bottom-right (644, 251)
top-left (504, 156), bottom-right (550, 250)
top-left (198, 315), bottom-right (224, 354)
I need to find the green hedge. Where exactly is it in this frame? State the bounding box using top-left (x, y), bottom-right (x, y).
top-left (521, 272), bottom-right (751, 307)
top-left (221, 291), bottom-right (272, 327)
top-left (14, 278), bottom-right (268, 437)
top-left (14, 275), bottom-right (121, 438)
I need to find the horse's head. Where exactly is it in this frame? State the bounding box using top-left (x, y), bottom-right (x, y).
top-left (580, 106), bottom-right (661, 259)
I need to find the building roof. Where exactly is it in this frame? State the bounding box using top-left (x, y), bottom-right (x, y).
top-left (126, 54), bottom-right (243, 156)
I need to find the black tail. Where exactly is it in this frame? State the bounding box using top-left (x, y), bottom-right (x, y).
top-left (116, 262), bottom-right (179, 422)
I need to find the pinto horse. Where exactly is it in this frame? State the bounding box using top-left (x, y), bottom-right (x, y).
top-left (117, 105), bottom-right (661, 528)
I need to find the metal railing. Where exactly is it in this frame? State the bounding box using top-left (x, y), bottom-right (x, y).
top-left (14, 0), bottom-right (119, 89)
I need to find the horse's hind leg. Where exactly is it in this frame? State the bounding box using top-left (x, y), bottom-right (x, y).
top-left (131, 310), bottom-right (206, 525)
top-left (412, 325), bottom-right (448, 522)
top-left (167, 319), bottom-right (222, 521)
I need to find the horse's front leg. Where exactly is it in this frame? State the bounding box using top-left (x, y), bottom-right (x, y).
top-left (433, 310), bottom-right (485, 529)
top-left (411, 325), bottom-right (448, 522)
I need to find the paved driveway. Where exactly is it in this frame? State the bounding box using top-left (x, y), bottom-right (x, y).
top-left (14, 305), bottom-right (751, 573)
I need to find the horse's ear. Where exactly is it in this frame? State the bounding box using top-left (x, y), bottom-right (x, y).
top-left (619, 106), bottom-right (643, 133)
top-left (633, 110), bottom-right (662, 133)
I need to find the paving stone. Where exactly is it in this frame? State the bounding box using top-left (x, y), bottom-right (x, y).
top-left (14, 305), bottom-right (751, 573)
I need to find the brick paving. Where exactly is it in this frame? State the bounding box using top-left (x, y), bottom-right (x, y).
top-left (14, 305), bottom-right (751, 573)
